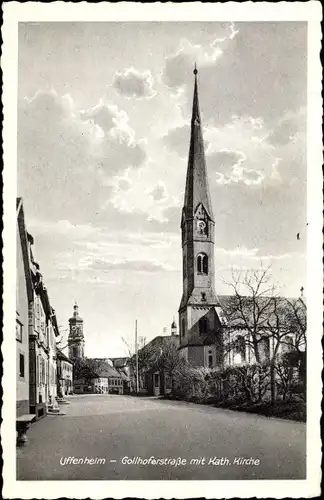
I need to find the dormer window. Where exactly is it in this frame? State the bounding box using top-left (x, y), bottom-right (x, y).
top-left (197, 253), bottom-right (208, 274)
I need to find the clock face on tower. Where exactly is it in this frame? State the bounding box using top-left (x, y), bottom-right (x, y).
top-left (197, 220), bottom-right (206, 234)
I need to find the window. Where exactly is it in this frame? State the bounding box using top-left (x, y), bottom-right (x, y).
top-left (181, 318), bottom-right (185, 338)
top-left (154, 374), bottom-right (159, 387)
top-left (16, 319), bottom-right (23, 342)
top-left (235, 335), bottom-right (246, 362)
top-left (19, 353), bottom-right (25, 378)
top-left (208, 355), bottom-right (213, 368)
top-left (41, 358), bottom-right (45, 385)
top-left (199, 317), bottom-right (208, 335)
top-left (183, 255), bottom-right (187, 278)
top-left (201, 292), bottom-right (206, 302)
top-left (197, 253), bottom-right (208, 274)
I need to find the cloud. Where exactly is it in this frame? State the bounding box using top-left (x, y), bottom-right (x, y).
top-left (148, 182), bottom-right (168, 202)
top-left (116, 178), bottom-right (132, 192)
top-left (267, 107), bottom-right (306, 147)
top-left (18, 91), bottom-right (146, 223)
top-left (80, 99), bottom-right (147, 174)
top-left (162, 23), bottom-right (306, 131)
top-left (28, 219), bottom-right (100, 239)
top-left (163, 124), bottom-right (191, 158)
top-left (89, 258), bottom-right (174, 273)
top-left (112, 67), bottom-right (156, 99)
top-left (216, 246), bottom-right (259, 258)
top-left (162, 23), bottom-right (239, 89)
top-left (208, 149), bottom-right (245, 173)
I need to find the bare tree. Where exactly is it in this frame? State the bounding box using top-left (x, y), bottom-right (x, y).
top-left (56, 327), bottom-right (69, 352)
top-left (222, 265), bottom-right (279, 364)
top-left (155, 338), bottom-right (183, 393)
top-left (121, 336), bottom-right (153, 391)
top-left (222, 265), bottom-right (307, 403)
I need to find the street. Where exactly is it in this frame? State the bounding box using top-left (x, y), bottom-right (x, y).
top-left (17, 394), bottom-right (306, 480)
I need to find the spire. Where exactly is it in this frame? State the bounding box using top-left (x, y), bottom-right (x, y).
top-left (183, 66), bottom-right (214, 221)
top-left (171, 317), bottom-right (177, 336)
top-left (73, 301), bottom-right (78, 317)
top-left (70, 301), bottom-right (82, 322)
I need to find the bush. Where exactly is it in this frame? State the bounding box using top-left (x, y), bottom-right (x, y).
top-left (221, 364), bottom-right (271, 403)
top-left (171, 360), bottom-right (303, 411)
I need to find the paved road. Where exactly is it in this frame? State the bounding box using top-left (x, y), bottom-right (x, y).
top-left (17, 395), bottom-right (306, 480)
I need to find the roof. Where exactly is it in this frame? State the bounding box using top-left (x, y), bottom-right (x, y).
top-left (57, 349), bottom-right (73, 364)
top-left (16, 198), bottom-right (33, 302)
top-left (216, 294), bottom-right (305, 328)
top-left (183, 69), bottom-right (214, 221)
top-left (138, 335), bottom-right (180, 360)
top-left (92, 360), bottom-right (122, 378)
top-left (117, 370), bottom-right (129, 381)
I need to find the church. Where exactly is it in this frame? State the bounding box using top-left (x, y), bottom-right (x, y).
top-left (178, 67), bottom-right (226, 369)
top-left (177, 68), bottom-right (305, 370)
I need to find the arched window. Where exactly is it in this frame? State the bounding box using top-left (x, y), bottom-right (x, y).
top-left (199, 317), bottom-right (208, 335)
top-left (235, 335), bottom-right (246, 362)
top-left (197, 253), bottom-right (208, 274)
top-left (181, 318), bottom-right (186, 338)
top-left (208, 349), bottom-right (213, 368)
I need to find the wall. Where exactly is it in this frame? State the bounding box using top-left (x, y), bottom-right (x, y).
top-left (47, 321), bottom-right (57, 403)
top-left (60, 360), bottom-right (73, 395)
top-left (16, 225), bottom-right (30, 416)
top-left (188, 346), bottom-right (204, 366)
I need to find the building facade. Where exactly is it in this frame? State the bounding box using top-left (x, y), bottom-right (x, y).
top-left (57, 349), bottom-right (73, 397)
top-left (134, 324), bottom-right (180, 396)
top-left (17, 198), bottom-right (61, 427)
top-left (16, 199), bottom-right (33, 417)
top-left (28, 231), bottom-right (59, 418)
top-left (109, 357), bottom-right (131, 394)
top-left (74, 366), bottom-right (123, 395)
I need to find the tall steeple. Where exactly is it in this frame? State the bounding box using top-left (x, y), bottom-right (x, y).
top-left (183, 65), bottom-right (214, 221)
top-left (68, 302), bottom-right (85, 359)
top-left (179, 67), bottom-right (221, 365)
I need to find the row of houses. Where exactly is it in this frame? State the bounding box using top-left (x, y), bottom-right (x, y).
top-left (16, 199), bottom-right (73, 444)
top-left (73, 357), bottom-right (129, 395)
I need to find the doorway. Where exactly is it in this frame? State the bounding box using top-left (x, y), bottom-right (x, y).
top-left (153, 372), bottom-right (160, 396)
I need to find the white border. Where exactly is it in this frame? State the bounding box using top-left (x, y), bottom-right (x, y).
top-left (2, 2), bottom-right (322, 498)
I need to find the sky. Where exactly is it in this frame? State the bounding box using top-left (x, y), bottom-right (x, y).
top-left (17, 22), bottom-right (307, 357)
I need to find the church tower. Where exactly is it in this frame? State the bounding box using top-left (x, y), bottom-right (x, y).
top-left (68, 302), bottom-right (85, 359)
top-left (178, 67), bottom-right (223, 368)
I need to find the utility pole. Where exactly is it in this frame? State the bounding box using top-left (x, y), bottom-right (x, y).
top-left (135, 319), bottom-right (139, 395)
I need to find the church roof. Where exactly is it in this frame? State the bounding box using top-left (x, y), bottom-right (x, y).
top-left (183, 67), bottom-right (214, 221)
top-left (217, 294), bottom-right (305, 328)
